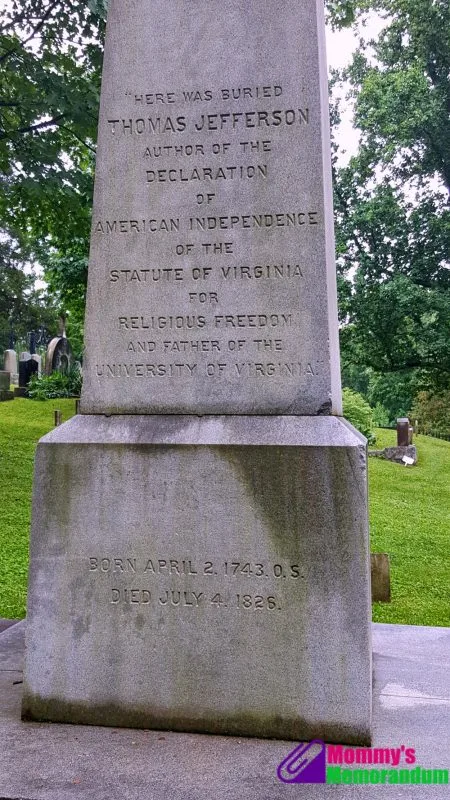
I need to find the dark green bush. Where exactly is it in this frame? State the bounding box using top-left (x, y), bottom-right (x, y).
top-left (27, 366), bottom-right (82, 400)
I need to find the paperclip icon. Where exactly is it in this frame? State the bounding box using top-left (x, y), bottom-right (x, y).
top-left (277, 740), bottom-right (326, 783)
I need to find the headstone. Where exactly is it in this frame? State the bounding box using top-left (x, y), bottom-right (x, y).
top-left (3, 349), bottom-right (18, 380)
top-left (0, 371), bottom-right (10, 391)
top-left (397, 417), bottom-right (412, 446)
top-left (0, 371), bottom-right (14, 401)
top-left (23, 0), bottom-right (372, 745)
top-left (45, 337), bottom-right (73, 375)
top-left (18, 357), bottom-right (38, 389)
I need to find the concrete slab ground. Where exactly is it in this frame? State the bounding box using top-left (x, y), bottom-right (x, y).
top-left (0, 621), bottom-right (449, 800)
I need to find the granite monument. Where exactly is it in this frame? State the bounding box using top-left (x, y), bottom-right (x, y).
top-left (23, 0), bottom-right (372, 744)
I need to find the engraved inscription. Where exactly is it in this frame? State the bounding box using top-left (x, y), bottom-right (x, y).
top-left (84, 67), bottom-right (335, 411)
top-left (88, 556), bottom-right (303, 613)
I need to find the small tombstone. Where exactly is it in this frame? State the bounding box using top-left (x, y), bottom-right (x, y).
top-left (3, 349), bottom-right (18, 378)
top-left (371, 553), bottom-right (391, 603)
top-left (397, 417), bottom-right (412, 446)
top-left (0, 371), bottom-right (10, 391)
top-left (0, 371), bottom-right (14, 402)
top-left (0, 371), bottom-right (14, 401)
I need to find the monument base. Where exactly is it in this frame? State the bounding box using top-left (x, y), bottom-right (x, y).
top-left (22, 415), bottom-right (372, 744)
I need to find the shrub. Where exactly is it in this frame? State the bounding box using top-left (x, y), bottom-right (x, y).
top-left (410, 391), bottom-right (450, 436)
top-left (27, 366), bottom-right (82, 400)
top-left (342, 387), bottom-right (375, 443)
top-left (372, 402), bottom-right (390, 428)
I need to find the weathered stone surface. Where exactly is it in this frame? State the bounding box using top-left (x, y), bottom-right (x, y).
top-left (81, 0), bottom-right (341, 415)
top-left (368, 445), bottom-right (417, 465)
top-left (0, 371), bottom-right (10, 390)
top-left (23, 415), bottom-right (371, 744)
top-left (384, 445), bottom-right (417, 465)
top-left (45, 337), bottom-right (73, 376)
top-left (0, 390), bottom-right (14, 402)
top-left (3, 350), bottom-right (17, 377)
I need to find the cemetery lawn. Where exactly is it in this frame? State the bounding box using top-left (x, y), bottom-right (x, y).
top-left (0, 406), bottom-right (449, 626)
top-left (0, 398), bottom-right (77, 618)
top-left (370, 429), bottom-right (450, 627)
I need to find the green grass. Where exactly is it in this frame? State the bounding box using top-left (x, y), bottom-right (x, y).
top-left (0, 398), bottom-right (77, 618)
top-left (0, 402), bottom-right (449, 625)
top-left (370, 428), bottom-right (450, 626)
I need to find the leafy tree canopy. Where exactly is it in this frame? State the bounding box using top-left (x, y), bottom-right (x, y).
top-left (331, 0), bottom-right (450, 401)
top-left (0, 237), bottom-right (58, 352)
top-left (0, 0), bottom-right (106, 339)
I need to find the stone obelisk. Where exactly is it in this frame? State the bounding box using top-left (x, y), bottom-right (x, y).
top-left (23, 0), bottom-right (372, 744)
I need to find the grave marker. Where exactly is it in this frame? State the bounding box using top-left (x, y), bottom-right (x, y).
top-left (23, 0), bottom-right (372, 745)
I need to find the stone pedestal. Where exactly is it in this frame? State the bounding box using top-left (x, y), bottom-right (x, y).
top-left (23, 415), bottom-right (371, 744)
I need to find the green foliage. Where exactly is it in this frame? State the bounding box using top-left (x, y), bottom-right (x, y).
top-left (368, 369), bottom-right (424, 423)
top-left (411, 390), bottom-right (450, 435)
top-left (342, 386), bottom-right (375, 441)
top-left (0, 0), bottom-right (106, 331)
top-left (333, 0), bottom-right (450, 395)
top-left (0, 239), bottom-right (59, 352)
top-left (27, 366), bottom-right (82, 399)
top-left (343, 366), bottom-right (431, 425)
top-left (371, 402), bottom-right (390, 427)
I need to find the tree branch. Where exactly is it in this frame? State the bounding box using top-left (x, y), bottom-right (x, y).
top-left (57, 123), bottom-right (96, 153)
top-left (0, 0), bottom-right (61, 63)
top-left (0, 114), bottom-right (65, 139)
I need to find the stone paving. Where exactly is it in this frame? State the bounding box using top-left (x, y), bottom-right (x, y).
top-left (0, 621), bottom-right (449, 800)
